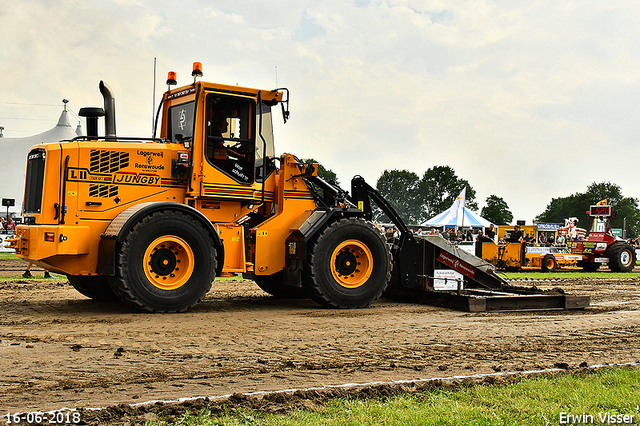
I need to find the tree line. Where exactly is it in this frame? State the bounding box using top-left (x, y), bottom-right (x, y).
top-left (373, 166), bottom-right (514, 226)
top-left (304, 159), bottom-right (640, 236)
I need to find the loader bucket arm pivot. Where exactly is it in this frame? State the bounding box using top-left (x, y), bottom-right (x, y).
top-left (350, 175), bottom-right (421, 289)
top-left (304, 174), bottom-right (351, 209)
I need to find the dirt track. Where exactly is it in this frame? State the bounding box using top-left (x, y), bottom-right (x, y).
top-left (1, 258), bottom-right (640, 424)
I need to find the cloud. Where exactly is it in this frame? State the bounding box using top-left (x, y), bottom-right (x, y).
top-left (2, 0), bottom-right (640, 222)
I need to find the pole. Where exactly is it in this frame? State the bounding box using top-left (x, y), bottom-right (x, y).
top-left (460, 197), bottom-right (466, 230)
top-left (152, 57), bottom-right (157, 137)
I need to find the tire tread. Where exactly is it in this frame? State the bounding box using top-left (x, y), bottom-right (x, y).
top-left (109, 210), bottom-right (216, 312)
top-left (304, 217), bottom-right (391, 308)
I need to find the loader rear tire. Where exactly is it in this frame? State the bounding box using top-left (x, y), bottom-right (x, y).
top-left (252, 272), bottom-right (306, 299)
top-left (608, 243), bottom-right (636, 272)
top-left (109, 210), bottom-right (216, 312)
top-left (67, 275), bottom-right (119, 302)
top-left (541, 254), bottom-right (557, 272)
top-left (304, 218), bottom-right (391, 308)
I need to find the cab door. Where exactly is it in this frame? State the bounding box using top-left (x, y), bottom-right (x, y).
top-left (202, 93), bottom-right (256, 186)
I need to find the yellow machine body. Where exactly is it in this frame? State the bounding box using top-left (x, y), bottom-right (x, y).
top-left (11, 80), bottom-right (316, 280)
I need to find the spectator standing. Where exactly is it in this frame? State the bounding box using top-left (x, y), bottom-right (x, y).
top-left (0, 217), bottom-right (5, 230)
top-left (486, 224), bottom-right (496, 240)
top-left (476, 230), bottom-right (493, 243)
top-left (5, 217), bottom-right (16, 231)
top-left (23, 262), bottom-right (51, 279)
top-left (509, 225), bottom-right (524, 243)
top-left (385, 227), bottom-right (394, 241)
top-left (538, 233), bottom-right (546, 246)
top-left (547, 233), bottom-right (555, 246)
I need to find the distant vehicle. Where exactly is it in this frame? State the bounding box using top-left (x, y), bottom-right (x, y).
top-left (567, 203), bottom-right (636, 272)
top-left (477, 242), bottom-right (581, 272)
top-left (478, 202), bottom-right (636, 272)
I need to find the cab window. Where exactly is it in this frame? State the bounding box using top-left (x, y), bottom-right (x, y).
top-left (205, 95), bottom-right (254, 183)
top-left (167, 101), bottom-right (194, 143)
top-left (255, 103), bottom-right (276, 182)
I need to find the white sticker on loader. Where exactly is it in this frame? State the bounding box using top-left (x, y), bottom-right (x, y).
top-left (433, 269), bottom-right (464, 291)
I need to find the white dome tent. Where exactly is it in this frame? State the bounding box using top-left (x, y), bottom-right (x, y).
top-left (421, 188), bottom-right (494, 229)
top-left (0, 105), bottom-right (82, 213)
top-left (421, 206), bottom-right (494, 228)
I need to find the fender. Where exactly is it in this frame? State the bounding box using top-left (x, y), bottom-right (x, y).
top-left (96, 201), bottom-right (224, 277)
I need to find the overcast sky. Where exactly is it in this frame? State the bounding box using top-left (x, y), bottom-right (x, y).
top-left (2, 0), bottom-right (640, 223)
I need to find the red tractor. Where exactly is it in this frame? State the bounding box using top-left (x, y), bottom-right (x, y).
top-left (568, 204), bottom-right (636, 272)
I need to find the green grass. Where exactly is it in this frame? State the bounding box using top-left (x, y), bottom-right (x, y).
top-left (0, 273), bottom-right (64, 282)
top-left (144, 367), bottom-right (640, 426)
top-left (0, 251), bottom-right (18, 261)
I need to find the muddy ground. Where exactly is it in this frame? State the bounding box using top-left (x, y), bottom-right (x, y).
top-left (1, 258), bottom-right (639, 425)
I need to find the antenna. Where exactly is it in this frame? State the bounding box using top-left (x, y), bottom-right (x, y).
top-left (152, 57), bottom-right (157, 137)
top-left (275, 65), bottom-right (279, 88)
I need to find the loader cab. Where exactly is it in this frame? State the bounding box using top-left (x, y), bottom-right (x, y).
top-left (161, 73), bottom-right (282, 201)
top-left (202, 93), bottom-right (276, 185)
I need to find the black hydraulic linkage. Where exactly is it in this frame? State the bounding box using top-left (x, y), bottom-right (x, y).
top-left (304, 174), bottom-right (350, 209)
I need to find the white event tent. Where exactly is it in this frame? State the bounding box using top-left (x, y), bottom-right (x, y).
top-left (0, 106), bottom-right (82, 213)
top-left (421, 205), bottom-right (494, 228)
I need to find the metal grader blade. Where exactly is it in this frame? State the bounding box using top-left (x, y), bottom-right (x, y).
top-left (391, 235), bottom-right (590, 312)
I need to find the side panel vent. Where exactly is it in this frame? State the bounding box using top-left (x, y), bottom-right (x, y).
top-left (89, 184), bottom-right (119, 198)
top-left (89, 149), bottom-right (129, 174)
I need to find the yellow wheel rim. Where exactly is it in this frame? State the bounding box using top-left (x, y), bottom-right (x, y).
top-left (546, 257), bottom-right (555, 269)
top-left (143, 236), bottom-right (195, 290)
top-left (330, 239), bottom-right (374, 289)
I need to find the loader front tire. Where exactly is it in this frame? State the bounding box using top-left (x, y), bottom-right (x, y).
top-left (110, 211), bottom-right (216, 312)
top-left (67, 275), bottom-right (119, 302)
top-left (304, 218), bottom-right (391, 308)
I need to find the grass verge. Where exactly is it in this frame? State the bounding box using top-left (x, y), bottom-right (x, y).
top-left (0, 274), bottom-right (64, 283)
top-left (0, 251), bottom-right (18, 261)
top-left (143, 367), bottom-right (640, 426)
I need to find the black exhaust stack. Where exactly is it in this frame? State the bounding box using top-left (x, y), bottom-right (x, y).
top-left (99, 81), bottom-right (117, 139)
top-left (77, 81), bottom-right (116, 140)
